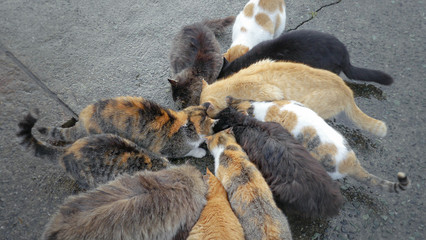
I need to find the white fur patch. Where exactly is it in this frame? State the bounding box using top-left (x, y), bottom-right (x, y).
top-left (252, 101), bottom-right (275, 121)
top-left (209, 145), bottom-right (225, 174)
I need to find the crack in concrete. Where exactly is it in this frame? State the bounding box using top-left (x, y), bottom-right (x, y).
top-left (288, 0), bottom-right (342, 31)
top-left (0, 42), bottom-right (79, 119)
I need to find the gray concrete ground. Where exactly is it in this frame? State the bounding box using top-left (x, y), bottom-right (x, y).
top-left (0, 0), bottom-right (425, 239)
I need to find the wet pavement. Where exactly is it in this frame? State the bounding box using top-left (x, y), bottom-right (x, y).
top-left (1, 0), bottom-right (425, 239)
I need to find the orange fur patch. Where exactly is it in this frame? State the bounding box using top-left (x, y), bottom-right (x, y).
top-left (243, 3), bottom-right (255, 17)
top-left (223, 45), bottom-right (250, 62)
top-left (259, 0), bottom-right (282, 12)
top-left (64, 138), bottom-right (88, 160)
top-left (255, 13), bottom-right (274, 34)
top-left (240, 26), bottom-right (247, 32)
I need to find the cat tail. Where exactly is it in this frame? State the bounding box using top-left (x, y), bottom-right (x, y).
top-left (342, 62), bottom-right (393, 85)
top-left (344, 152), bottom-right (410, 193)
top-left (17, 110), bottom-right (64, 163)
top-left (202, 16), bottom-right (236, 35)
top-left (344, 99), bottom-right (387, 137)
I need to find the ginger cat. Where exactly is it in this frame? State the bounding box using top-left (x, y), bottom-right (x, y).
top-left (187, 168), bottom-right (244, 240)
top-left (224, 0), bottom-right (287, 62)
top-left (169, 16), bottom-right (235, 108)
top-left (227, 97), bottom-right (410, 193)
top-left (42, 164), bottom-right (207, 240)
top-left (200, 59), bottom-right (388, 137)
top-left (36, 96), bottom-right (216, 158)
top-left (211, 106), bottom-right (344, 218)
top-left (206, 128), bottom-right (293, 240)
top-left (17, 111), bottom-right (169, 190)
top-left (218, 29), bottom-right (394, 85)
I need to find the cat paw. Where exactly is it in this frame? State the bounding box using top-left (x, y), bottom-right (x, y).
top-left (185, 148), bottom-right (207, 158)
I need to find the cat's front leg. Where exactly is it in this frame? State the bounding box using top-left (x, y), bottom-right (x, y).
top-left (185, 147), bottom-right (207, 158)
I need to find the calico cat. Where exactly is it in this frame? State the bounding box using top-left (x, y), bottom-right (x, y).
top-left (218, 29), bottom-right (394, 85)
top-left (206, 128), bottom-right (292, 240)
top-left (36, 96), bottom-right (216, 158)
top-left (227, 97), bottom-right (410, 193)
top-left (17, 111), bottom-right (169, 190)
top-left (187, 168), bottom-right (245, 240)
top-left (42, 164), bottom-right (207, 240)
top-left (200, 59), bottom-right (388, 137)
top-left (169, 16), bottom-right (235, 108)
top-left (211, 106), bottom-right (344, 218)
top-left (223, 0), bottom-right (287, 62)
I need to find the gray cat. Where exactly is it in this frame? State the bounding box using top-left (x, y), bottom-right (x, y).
top-left (169, 16), bottom-right (235, 108)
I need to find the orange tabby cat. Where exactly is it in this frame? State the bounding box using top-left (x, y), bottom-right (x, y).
top-left (200, 59), bottom-right (387, 137)
top-left (187, 168), bottom-right (244, 240)
top-left (206, 128), bottom-right (293, 240)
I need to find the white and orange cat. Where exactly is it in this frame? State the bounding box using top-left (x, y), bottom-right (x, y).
top-left (200, 59), bottom-right (388, 137)
top-left (224, 0), bottom-right (286, 62)
top-left (226, 96), bottom-right (410, 193)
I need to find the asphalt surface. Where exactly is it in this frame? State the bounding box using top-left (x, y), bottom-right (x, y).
top-left (0, 0), bottom-right (425, 239)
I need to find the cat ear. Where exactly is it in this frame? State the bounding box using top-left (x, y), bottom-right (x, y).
top-left (206, 103), bottom-right (216, 117)
top-left (225, 96), bottom-right (234, 105)
top-left (225, 127), bottom-right (234, 135)
top-left (168, 79), bottom-right (178, 87)
top-left (202, 79), bottom-right (209, 89)
top-left (205, 168), bottom-right (213, 176)
top-left (205, 135), bottom-right (213, 143)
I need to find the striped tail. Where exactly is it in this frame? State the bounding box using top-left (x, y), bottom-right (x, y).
top-left (16, 110), bottom-right (63, 162)
top-left (352, 166), bottom-right (410, 193)
top-left (344, 99), bottom-right (387, 137)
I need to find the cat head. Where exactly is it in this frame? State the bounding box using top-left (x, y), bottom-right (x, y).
top-left (205, 128), bottom-right (236, 151)
top-left (181, 103), bottom-right (217, 136)
top-left (223, 44), bottom-right (249, 62)
top-left (168, 69), bottom-right (205, 109)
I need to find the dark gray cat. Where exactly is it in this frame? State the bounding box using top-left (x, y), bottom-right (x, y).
top-left (169, 16), bottom-right (235, 108)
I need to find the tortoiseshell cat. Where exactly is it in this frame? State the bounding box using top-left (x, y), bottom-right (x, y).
top-left (17, 111), bottom-right (169, 190)
top-left (169, 16), bottom-right (235, 108)
top-left (206, 128), bottom-right (292, 240)
top-left (36, 96), bottom-right (215, 158)
top-left (227, 97), bottom-right (410, 193)
top-left (187, 168), bottom-right (244, 240)
top-left (42, 164), bottom-right (207, 240)
top-left (211, 106), bottom-right (344, 218)
top-left (219, 29), bottom-right (394, 84)
top-left (200, 59), bottom-right (388, 137)
top-left (224, 0), bottom-right (287, 62)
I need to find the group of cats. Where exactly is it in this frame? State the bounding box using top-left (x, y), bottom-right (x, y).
top-left (17, 0), bottom-right (410, 239)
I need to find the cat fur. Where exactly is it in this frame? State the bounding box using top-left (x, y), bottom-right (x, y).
top-left (211, 107), bottom-right (344, 218)
top-left (200, 59), bottom-right (388, 137)
top-left (206, 129), bottom-right (292, 239)
top-left (224, 0), bottom-right (287, 62)
top-left (17, 110), bottom-right (169, 190)
top-left (187, 168), bottom-right (245, 240)
top-left (227, 97), bottom-right (410, 193)
top-left (219, 30), bottom-right (393, 85)
top-left (36, 96), bottom-right (216, 158)
top-left (42, 164), bottom-right (207, 240)
top-left (169, 16), bottom-right (235, 108)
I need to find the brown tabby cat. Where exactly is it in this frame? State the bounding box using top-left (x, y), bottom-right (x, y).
top-left (17, 111), bottom-right (169, 190)
top-left (36, 96), bottom-right (216, 158)
top-left (200, 59), bottom-right (387, 137)
top-left (206, 128), bottom-right (293, 240)
top-left (42, 164), bottom-right (207, 240)
top-left (187, 168), bottom-right (245, 240)
top-left (227, 97), bottom-right (410, 193)
top-left (169, 16), bottom-right (235, 108)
